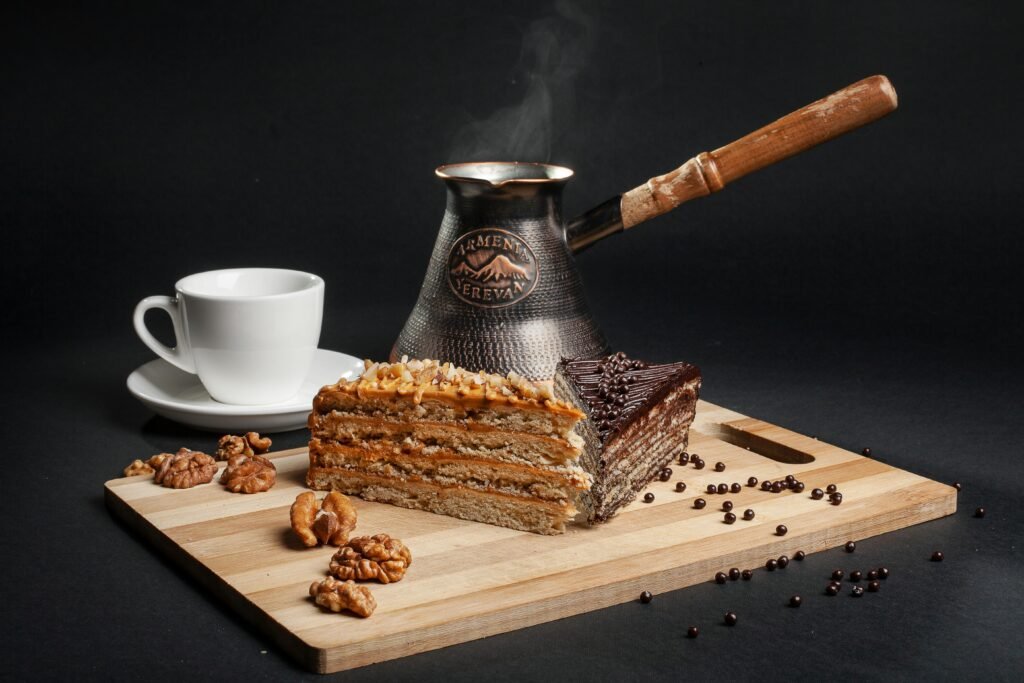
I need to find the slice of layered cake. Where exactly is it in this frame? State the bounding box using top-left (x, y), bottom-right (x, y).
top-left (554, 352), bottom-right (701, 523)
top-left (307, 358), bottom-right (588, 535)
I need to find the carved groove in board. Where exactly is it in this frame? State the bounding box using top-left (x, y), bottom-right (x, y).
top-left (694, 418), bottom-right (815, 464)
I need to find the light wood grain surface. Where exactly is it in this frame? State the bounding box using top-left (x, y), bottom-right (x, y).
top-left (105, 399), bottom-right (955, 673)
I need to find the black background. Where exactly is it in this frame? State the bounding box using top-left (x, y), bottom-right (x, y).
top-left (3, 1), bottom-right (1022, 680)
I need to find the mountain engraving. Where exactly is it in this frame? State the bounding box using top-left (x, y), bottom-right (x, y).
top-left (447, 228), bottom-right (539, 308)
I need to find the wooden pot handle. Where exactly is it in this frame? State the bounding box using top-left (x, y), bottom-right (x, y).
top-left (620, 75), bottom-right (898, 229)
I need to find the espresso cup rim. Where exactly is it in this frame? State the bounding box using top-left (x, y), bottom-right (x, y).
top-left (175, 268), bottom-right (324, 302)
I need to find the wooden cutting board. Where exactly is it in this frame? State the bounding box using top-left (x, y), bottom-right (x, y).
top-left (104, 400), bottom-right (956, 673)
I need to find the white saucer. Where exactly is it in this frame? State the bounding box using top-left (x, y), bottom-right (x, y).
top-left (127, 349), bottom-right (364, 432)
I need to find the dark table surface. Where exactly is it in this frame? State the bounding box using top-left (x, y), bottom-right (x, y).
top-left (4, 1), bottom-right (1023, 680)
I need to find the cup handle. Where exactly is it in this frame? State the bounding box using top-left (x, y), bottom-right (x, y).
top-left (133, 295), bottom-right (196, 373)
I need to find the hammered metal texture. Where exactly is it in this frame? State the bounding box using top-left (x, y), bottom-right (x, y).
top-left (393, 177), bottom-right (608, 380)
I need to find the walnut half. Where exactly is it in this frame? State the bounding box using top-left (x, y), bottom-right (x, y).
top-left (215, 432), bottom-right (272, 461)
top-left (290, 491), bottom-right (358, 547)
top-left (219, 454), bottom-right (276, 493)
top-left (154, 448), bottom-right (217, 489)
top-left (329, 534), bottom-right (412, 584)
top-left (309, 577), bottom-right (376, 618)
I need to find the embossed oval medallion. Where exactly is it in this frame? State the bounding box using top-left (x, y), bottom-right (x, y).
top-left (446, 228), bottom-right (539, 308)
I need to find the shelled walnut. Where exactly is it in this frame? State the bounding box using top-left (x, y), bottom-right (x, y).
top-left (153, 448), bottom-right (217, 489)
top-left (290, 491), bottom-right (357, 547)
top-left (309, 577), bottom-right (376, 618)
top-left (215, 431), bottom-right (272, 461)
top-left (329, 534), bottom-right (411, 584)
top-left (220, 453), bottom-right (276, 493)
top-left (123, 459), bottom-right (154, 477)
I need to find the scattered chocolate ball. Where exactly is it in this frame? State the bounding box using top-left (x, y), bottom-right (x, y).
top-left (675, 482), bottom-right (687, 493)
top-left (694, 498), bottom-right (707, 509)
top-left (771, 482), bottom-right (784, 493)
top-left (643, 492), bottom-right (655, 503)
top-left (793, 482), bottom-right (806, 493)
top-left (851, 586), bottom-right (864, 597)
top-left (715, 462), bottom-right (726, 472)
top-left (825, 584), bottom-right (840, 596)
top-left (730, 482), bottom-right (742, 494)
top-left (707, 484), bottom-right (718, 494)
top-left (724, 512), bottom-right (737, 524)
top-left (867, 570), bottom-right (879, 581)
top-left (850, 570), bottom-right (863, 582)
top-left (830, 492), bottom-right (843, 506)
top-left (789, 595), bottom-right (802, 608)
top-left (760, 481), bottom-right (772, 491)
top-left (794, 550), bottom-right (806, 561)
top-left (743, 509), bottom-right (755, 521)
top-left (715, 572), bottom-right (728, 584)
top-left (747, 476), bottom-right (758, 487)
top-left (687, 626), bottom-right (699, 639)
top-left (766, 559), bottom-right (778, 571)
top-left (741, 569), bottom-right (753, 581)
top-left (811, 488), bottom-right (825, 500)
top-left (694, 460), bottom-right (706, 470)
top-left (826, 484), bottom-right (838, 494)
top-left (974, 507), bottom-right (986, 518)
top-left (640, 590), bottom-right (653, 603)
top-left (679, 452), bottom-right (690, 465)
top-left (845, 541), bottom-right (856, 553)
top-left (862, 447), bottom-right (872, 457)
top-left (722, 501), bottom-right (734, 512)
top-left (776, 524), bottom-right (788, 536)
top-left (728, 568), bottom-right (741, 581)
top-left (953, 482), bottom-right (962, 491)
top-left (829, 580), bottom-right (842, 590)
top-left (831, 569), bottom-right (844, 581)
top-left (659, 468), bottom-right (672, 482)
top-left (785, 474), bottom-right (796, 485)
top-left (868, 580), bottom-right (881, 592)
top-left (877, 567), bottom-right (890, 580)
top-left (724, 612), bottom-right (738, 626)
top-left (717, 483), bottom-right (729, 495)
top-left (777, 555), bottom-right (790, 569)
top-left (931, 551), bottom-right (944, 562)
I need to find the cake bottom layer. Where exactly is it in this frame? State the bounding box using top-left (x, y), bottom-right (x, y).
top-left (307, 467), bottom-right (575, 535)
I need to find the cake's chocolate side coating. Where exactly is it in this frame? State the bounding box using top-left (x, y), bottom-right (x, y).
top-left (557, 352), bottom-right (701, 445)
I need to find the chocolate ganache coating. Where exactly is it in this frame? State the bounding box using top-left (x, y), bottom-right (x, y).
top-left (557, 351), bottom-right (701, 444)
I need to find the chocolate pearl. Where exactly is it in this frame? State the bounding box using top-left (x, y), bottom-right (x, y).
top-left (741, 569), bottom-right (753, 580)
top-left (640, 590), bottom-right (653, 603)
top-left (747, 476), bottom-right (758, 487)
top-left (851, 586), bottom-right (864, 597)
top-left (678, 452), bottom-right (690, 465)
top-left (760, 481), bottom-right (772, 491)
top-left (974, 507), bottom-right (986, 518)
top-left (777, 555), bottom-right (790, 569)
top-left (714, 462), bottom-right (726, 472)
top-left (766, 559), bottom-right (778, 571)
top-left (771, 482), bottom-right (784, 493)
top-left (722, 501), bottom-right (734, 512)
top-left (675, 482), bottom-right (687, 492)
top-left (867, 570), bottom-right (879, 581)
top-left (717, 483), bottom-right (729, 495)
top-left (829, 580), bottom-right (842, 589)
top-left (687, 626), bottom-right (699, 639)
top-left (830, 493), bottom-right (843, 505)
top-left (742, 509), bottom-right (755, 521)
top-left (693, 498), bottom-right (707, 509)
top-left (794, 550), bottom-right (806, 561)
top-left (729, 568), bottom-right (741, 581)
top-left (785, 474), bottom-right (796, 484)
top-left (845, 541), bottom-right (856, 553)
top-left (862, 447), bottom-right (872, 457)
top-left (694, 460), bottom-right (706, 470)
top-left (850, 570), bottom-right (863, 582)
top-left (931, 551), bottom-right (944, 562)
top-left (643, 492), bottom-right (655, 503)
top-left (724, 512), bottom-right (737, 524)
top-left (776, 524), bottom-right (788, 536)
top-left (878, 567), bottom-right (889, 579)
top-left (953, 482), bottom-right (962, 491)
top-left (832, 569), bottom-right (844, 581)
top-left (659, 468), bottom-right (672, 482)
top-left (868, 580), bottom-right (880, 592)
top-left (826, 484), bottom-right (837, 494)
top-left (789, 595), bottom-right (802, 608)
top-left (706, 484), bottom-right (718, 494)
top-left (724, 612), bottom-right (738, 626)
top-left (811, 488), bottom-right (825, 500)
top-left (715, 572), bottom-right (728, 584)
top-left (825, 583), bottom-right (840, 596)
top-left (793, 482), bottom-right (806, 493)
top-left (730, 483), bottom-right (742, 494)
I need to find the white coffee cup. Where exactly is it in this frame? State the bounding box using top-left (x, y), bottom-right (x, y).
top-left (133, 268), bottom-right (324, 405)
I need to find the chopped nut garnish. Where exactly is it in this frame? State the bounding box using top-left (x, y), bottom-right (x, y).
top-left (153, 448), bottom-right (217, 489)
top-left (220, 454), bottom-right (276, 493)
top-left (309, 577), bottom-right (376, 618)
top-left (123, 459), bottom-right (154, 477)
top-left (329, 534), bottom-right (412, 584)
top-left (215, 431), bottom-right (272, 461)
top-left (290, 491), bottom-right (358, 547)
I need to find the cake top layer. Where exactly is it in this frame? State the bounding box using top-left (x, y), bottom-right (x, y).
top-left (320, 358), bottom-right (584, 416)
top-left (556, 352), bottom-right (700, 443)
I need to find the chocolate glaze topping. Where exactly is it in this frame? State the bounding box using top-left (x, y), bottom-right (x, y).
top-left (558, 352), bottom-right (701, 444)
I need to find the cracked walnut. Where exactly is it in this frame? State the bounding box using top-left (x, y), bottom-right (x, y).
top-left (329, 534), bottom-right (412, 584)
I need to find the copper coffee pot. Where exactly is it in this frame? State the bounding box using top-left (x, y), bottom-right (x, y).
top-left (393, 75), bottom-right (898, 379)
